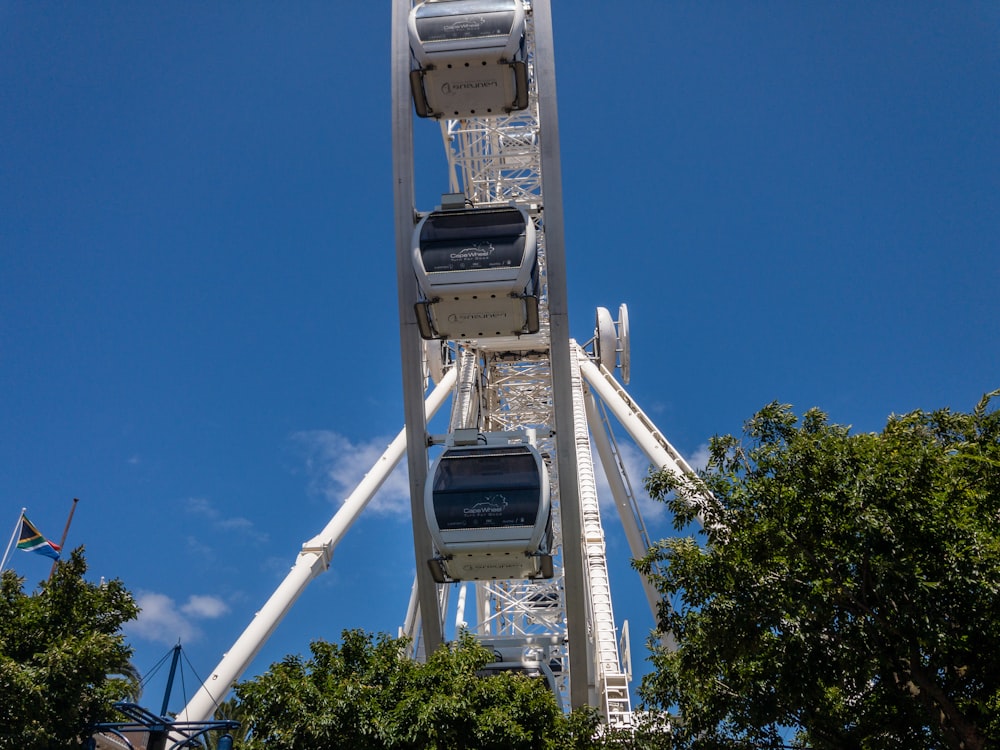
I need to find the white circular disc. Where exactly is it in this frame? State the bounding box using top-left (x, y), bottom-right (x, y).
top-left (618, 303), bottom-right (630, 385)
top-left (595, 307), bottom-right (616, 371)
top-left (424, 339), bottom-right (447, 385)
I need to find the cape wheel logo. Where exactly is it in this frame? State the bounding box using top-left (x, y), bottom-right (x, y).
top-left (464, 495), bottom-right (508, 516)
top-left (449, 241), bottom-right (494, 262)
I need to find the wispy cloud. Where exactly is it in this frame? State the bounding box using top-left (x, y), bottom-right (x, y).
top-left (184, 497), bottom-right (269, 544)
top-left (181, 594), bottom-right (230, 619)
top-left (292, 430), bottom-right (410, 517)
top-left (687, 443), bottom-right (711, 473)
top-left (127, 591), bottom-right (230, 646)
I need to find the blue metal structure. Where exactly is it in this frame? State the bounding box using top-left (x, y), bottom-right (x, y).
top-left (87, 645), bottom-right (238, 750)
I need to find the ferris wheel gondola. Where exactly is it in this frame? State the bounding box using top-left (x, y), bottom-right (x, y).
top-left (412, 202), bottom-right (540, 341)
top-left (425, 431), bottom-right (553, 582)
top-left (408, 0), bottom-right (530, 119)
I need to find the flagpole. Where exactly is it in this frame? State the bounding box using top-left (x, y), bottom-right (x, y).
top-left (48, 498), bottom-right (79, 579)
top-left (0, 508), bottom-right (26, 575)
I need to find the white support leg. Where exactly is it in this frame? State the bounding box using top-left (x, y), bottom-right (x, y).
top-left (578, 354), bottom-right (704, 494)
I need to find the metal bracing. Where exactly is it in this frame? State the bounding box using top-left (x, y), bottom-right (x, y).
top-left (441, 16), bottom-right (541, 204)
top-left (448, 348), bottom-right (481, 432)
top-left (471, 344), bottom-right (570, 706)
top-left (483, 354), bottom-right (554, 431)
top-left (444, 113), bottom-right (544, 205)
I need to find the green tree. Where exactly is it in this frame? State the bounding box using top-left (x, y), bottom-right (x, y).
top-left (234, 629), bottom-right (606, 750)
top-left (0, 547), bottom-right (140, 749)
top-left (637, 392), bottom-right (1000, 750)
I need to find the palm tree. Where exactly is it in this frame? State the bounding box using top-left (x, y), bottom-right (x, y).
top-left (205, 696), bottom-right (247, 749)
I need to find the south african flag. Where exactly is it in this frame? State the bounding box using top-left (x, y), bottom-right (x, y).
top-left (17, 515), bottom-right (61, 560)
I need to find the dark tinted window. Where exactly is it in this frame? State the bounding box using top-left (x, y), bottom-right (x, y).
top-left (416, 0), bottom-right (515, 17)
top-left (420, 209), bottom-right (528, 273)
top-left (421, 208), bottom-right (525, 240)
top-left (421, 237), bottom-right (524, 273)
top-left (415, 1), bottom-right (517, 43)
top-left (432, 448), bottom-right (541, 530)
top-left (434, 449), bottom-right (539, 491)
top-left (433, 487), bottom-right (539, 530)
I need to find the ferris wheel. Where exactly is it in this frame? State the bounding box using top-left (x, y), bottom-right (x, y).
top-left (177, 0), bottom-right (705, 729)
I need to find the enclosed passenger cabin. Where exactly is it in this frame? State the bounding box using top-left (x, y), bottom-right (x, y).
top-left (412, 202), bottom-right (539, 341)
top-left (477, 639), bottom-right (565, 711)
top-left (409, 0), bottom-right (530, 119)
top-left (425, 431), bottom-right (552, 582)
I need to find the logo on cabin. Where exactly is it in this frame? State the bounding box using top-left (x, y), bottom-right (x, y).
top-left (448, 311), bottom-right (509, 323)
top-left (442, 79), bottom-right (499, 95)
top-left (464, 495), bottom-right (507, 516)
top-left (450, 242), bottom-right (494, 261)
top-left (443, 16), bottom-right (488, 34)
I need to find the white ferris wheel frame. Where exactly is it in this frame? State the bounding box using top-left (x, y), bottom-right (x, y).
top-left (176, 0), bottom-right (709, 730)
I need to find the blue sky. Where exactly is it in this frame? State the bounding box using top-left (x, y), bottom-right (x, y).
top-left (2, 1), bottom-right (997, 714)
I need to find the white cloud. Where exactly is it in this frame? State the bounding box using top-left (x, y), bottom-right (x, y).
top-left (687, 443), bottom-right (712, 473)
top-left (183, 497), bottom-right (269, 544)
top-left (184, 497), bottom-right (215, 517)
top-left (293, 430), bottom-right (411, 517)
top-left (127, 591), bottom-right (230, 646)
top-left (181, 594), bottom-right (230, 619)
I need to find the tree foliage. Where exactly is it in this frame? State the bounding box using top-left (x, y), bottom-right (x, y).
top-left (637, 391), bottom-right (1000, 749)
top-left (209, 695), bottom-right (251, 747)
top-left (0, 547), bottom-right (140, 749)
top-left (234, 629), bottom-right (606, 750)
